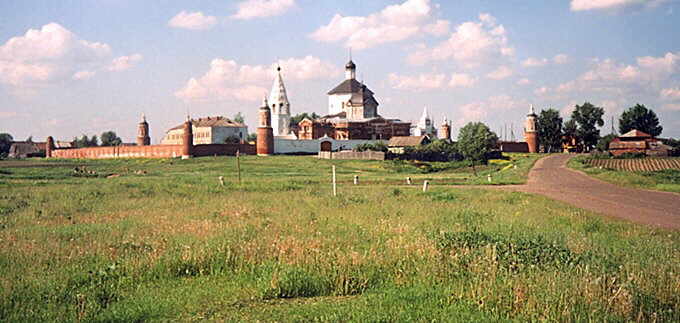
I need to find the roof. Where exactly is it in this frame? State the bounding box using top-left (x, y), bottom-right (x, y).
top-left (620, 129), bottom-right (652, 138)
top-left (8, 142), bottom-right (45, 158)
top-left (388, 136), bottom-right (428, 147)
top-left (169, 116), bottom-right (246, 131)
top-left (328, 79), bottom-right (374, 95)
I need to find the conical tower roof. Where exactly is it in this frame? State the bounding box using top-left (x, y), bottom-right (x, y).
top-left (269, 66), bottom-right (289, 107)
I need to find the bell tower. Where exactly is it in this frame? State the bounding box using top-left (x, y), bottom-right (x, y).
top-left (524, 104), bottom-right (539, 153)
top-left (137, 114), bottom-right (151, 146)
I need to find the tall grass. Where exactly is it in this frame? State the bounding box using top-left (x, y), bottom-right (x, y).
top-left (0, 155), bottom-right (678, 321)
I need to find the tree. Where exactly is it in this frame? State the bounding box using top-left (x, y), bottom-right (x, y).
top-left (0, 133), bottom-right (13, 157)
top-left (596, 133), bottom-right (617, 152)
top-left (246, 133), bottom-right (257, 142)
top-left (571, 102), bottom-right (604, 152)
top-left (618, 104), bottom-right (662, 137)
top-left (289, 112), bottom-right (320, 128)
top-left (73, 135), bottom-right (99, 148)
top-left (456, 122), bottom-right (498, 175)
top-left (536, 108), bottom-right (563, 153)
top-left (100, 131), bottom-right (122, 146)
top-left (25, 135), bottom-right (33, 143)
top-left (233, 112), bottom-right (245, 124)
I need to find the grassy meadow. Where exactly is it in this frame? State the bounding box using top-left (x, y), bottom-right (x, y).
top-left (569, 156), bottom-right (680, 193)
top-left (1, 154), bottom-right (679, 322)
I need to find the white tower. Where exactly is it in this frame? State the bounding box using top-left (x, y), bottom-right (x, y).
top-left (269, 65), bottom-right (291, 136)
top-left (412, 107), bottom-right (436, 137)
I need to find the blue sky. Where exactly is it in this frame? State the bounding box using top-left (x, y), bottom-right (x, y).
top-left (1, 0), bottom-right (679, 143)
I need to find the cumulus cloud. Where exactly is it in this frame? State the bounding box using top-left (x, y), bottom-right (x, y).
top-left (486, 65), bottom-right (513, 80)
top-left (455, 94), bottom-right (526, 126)
top-left (168, 11), bottom-right (217, 30)
top-left (175, 56), bottom-right (339, 102)
top-left (570, 0), bottom-right (669, 11)
top-left (0, 22), bottom-right (138, 95)
top-left (0, 23), bottom-right (111, 91)
top-left (522, 57), bottom-right (549, 67)
top-left (407, 13), bottom-right (513, 68)
top-left (517, 78), bottom-right (531, 85)
top-left (449, 73), bottom-right (477, 88)
top-left (553, 54), bottom-right (569, 64)
top-left (108, 54), bottom-right (143, 71)
top-left (232, 0), bottom-right (295, 20)
top-left (387, 73), bottom-right (446, 91)
top-left (310, 0), bottom-right (440, 50)
top-left (661, 87), bottom-right (680, 100)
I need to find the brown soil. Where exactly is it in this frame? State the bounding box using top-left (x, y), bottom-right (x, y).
top-left (502, 154), bottom-right (680, 230)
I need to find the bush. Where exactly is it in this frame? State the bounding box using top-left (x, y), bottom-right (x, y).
top-left (614, 152), bottom-right (646, 159)
top-left (392, 139), bottom-right (463, 162)
top-left (354, 141), bottom-right (388, 152)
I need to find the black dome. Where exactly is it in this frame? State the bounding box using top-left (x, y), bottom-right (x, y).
top-left (345, 60), bottom-right (356, 69)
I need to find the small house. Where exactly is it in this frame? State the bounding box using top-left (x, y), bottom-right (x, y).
top-left (387, 135), bottom-right (430, 154)
top-left (609, 129), bottom-right (671, 157)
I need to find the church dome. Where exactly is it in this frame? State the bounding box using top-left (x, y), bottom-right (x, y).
top-left (345, 60), bottom-right (356, 69)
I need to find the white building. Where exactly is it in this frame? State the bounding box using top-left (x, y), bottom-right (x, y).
top-left (411, 107), bottom-right (437, 137)
top-left (269, 66), bottom-right (292, 137)
top-left (161, 116), bottom-right (248, 145)
top-left (327, 60), bottom-right (379, 120)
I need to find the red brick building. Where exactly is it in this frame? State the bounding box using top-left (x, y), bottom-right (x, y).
top-left (297, 112), bottom-right (411, 140)
top-left (609, 129), bottom-right (671, 157)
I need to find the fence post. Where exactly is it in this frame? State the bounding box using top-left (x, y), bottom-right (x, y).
top-left (422, 180), bottom-right (429, 192)
top-left (353, 175), bottom-right (359, 185)
top-left (487, 174), bottom-right (492, 183)
top-left (332, 165), bottom-right (337, 196)
top-left (406, 177), bottom-right (412, 185)
top-left (218, 176), bottom-right (224, 187)
top-left (236, 150), bottom-right (241, 186)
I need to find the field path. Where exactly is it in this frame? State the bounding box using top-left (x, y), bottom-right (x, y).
top-left (503, 154), bottom-right (680, 229)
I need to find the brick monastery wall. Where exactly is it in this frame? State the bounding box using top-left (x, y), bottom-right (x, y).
top-left (52, 143), bottom-right (255, 159)
top-left (318, 151), bottom-right (385, 160)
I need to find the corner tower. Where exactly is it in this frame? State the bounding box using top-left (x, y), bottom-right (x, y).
top-left (182, 115), bottom-right (193, 159)
top-left (269, 66), bottom-right (291, 136)
top-left (438, 117), bottom-right (451, 141)
top-left (257, 97), bottom-right (274, 156)
top-left (524, 104), bottom-right (538, 153)
top-left (137, 114), bottom-right (151, 146)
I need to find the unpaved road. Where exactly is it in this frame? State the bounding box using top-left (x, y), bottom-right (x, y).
top-left (506, 154), bottom-right (680, 229)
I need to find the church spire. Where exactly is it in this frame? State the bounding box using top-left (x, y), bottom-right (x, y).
top-left (269, 64), bottom-right (290, 114)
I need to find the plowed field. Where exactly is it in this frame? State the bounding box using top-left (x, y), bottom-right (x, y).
top-left (587, 158), bottom-right (680, 171)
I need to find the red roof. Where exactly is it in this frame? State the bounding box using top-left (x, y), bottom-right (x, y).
top-left (620, 129), bottom-right (651, 138)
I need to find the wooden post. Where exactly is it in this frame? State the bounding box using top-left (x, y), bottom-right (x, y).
top-left (218, 176), bottom-right (224, 187)
top-left (332, 165), bottom-right (337, 196)
top-left (422, 180), bottom-right (429, 192)
top-left (406, 177), bottom-right (412, 185)
top-left (353, 175), bottom-right (359, 185)
top-left (236, 150), bottom-right (241, 186)
top-left (487, 174), bottom-right (492, 183)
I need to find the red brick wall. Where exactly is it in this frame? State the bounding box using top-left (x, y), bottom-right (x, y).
top-left (51, 143), bottom-right (255, 159)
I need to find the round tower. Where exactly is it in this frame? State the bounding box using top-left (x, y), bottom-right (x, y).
top-left (182, 116), bottom-right (193, 159)
top-left (438, 117), bottom-right (451, 141)
top-left (257, 97), bottom-right (274, 156)
top-left (46, 136), bottom-right (54, 158)
top-left (524, 104), bottom-right (539, 153)
top-left (137, 113), bottom-right (151, 146)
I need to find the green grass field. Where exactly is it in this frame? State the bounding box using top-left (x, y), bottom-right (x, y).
top-left (1, 155), bottom-right (678, 322)
top-left (569, 156), bottom-right (680, 193)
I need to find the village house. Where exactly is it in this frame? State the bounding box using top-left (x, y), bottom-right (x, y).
top-left (609, 129), bottom-right (671, 156)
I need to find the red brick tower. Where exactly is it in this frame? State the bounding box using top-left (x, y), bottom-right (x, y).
top-left (524, 105), bottom-right (539, 153)
top-left (257, 97), bottom-right (274, 156)
top-left (46, 136), bottom-right (54, 158)
top-left (438, 117), bottom-right (451, 141)
top-left (137, 114), bottom-right (151, 146)
top-left (182, 116), bottom-right (193, 159)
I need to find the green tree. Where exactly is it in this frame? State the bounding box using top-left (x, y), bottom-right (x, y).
top-left (73, 135), bottom-right (99, 148)
top-left (289, 112), bottom-right (320, 128)
top-left (596, 133), bottom-right (617, 152)
top-left (0, 133), bottom-right (13, 157)
top-left (571, 102), bottom-right (604, 152)
top-left (100, 131), bottom-right (122, 146)
top-left (25, 135), bottom-right (33, 143)
top-left (456, 122), bottom-right (498, 175)
top-left (233, 112), bottom-right (245, 124)
top-left (618, 104), bottom-right (663, 137)
top-left (246, 133), bottom-right (257, 142)
top-left (536, 108), bottom-right (563, 153)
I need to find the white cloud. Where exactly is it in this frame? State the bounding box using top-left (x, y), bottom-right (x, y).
top-left (232, 0), bottom-right (296, 20)
top-left (522, 57), bottom-right (548, 67)
top-left (486, 65), bottom-right (513, 80)
top-left (0, 111), bottom-right (18, 119)
top-left (72, 70), bottom-right (96, 80)
top-left (310, 0), bottom-right (437, 50)
top-left (553, 54), bottom-right (569, 64)
top-left (661, 87), bottom-right (680, 100)
top-left (517, 78), bottom-right (531, 85)
top-left (570, 0), bottom-right (669, 11)
top-left (388, 73), bottom-right (446, 91)
top-left (407, 13), bottom-right (513, 68)
top-left (0, 23), bottom-right (111, 91)
top-left (176, 56), bottom-right (339, 102)
top-left (534, 86), bottom-right (549, 96)
top-left (663, 103), bottom-right (680, 111)
top-left (449, 73), bottom-right (477, 88)
top-left (168, 11), bottom-right (217, 30)
top-left (455, 94), bottom-right (526, 127)
top-left (108, 54), bottom-right (143, 71)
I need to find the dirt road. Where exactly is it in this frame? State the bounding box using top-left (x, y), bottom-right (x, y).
top-left (507, 154), bottom-right (680, 229)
